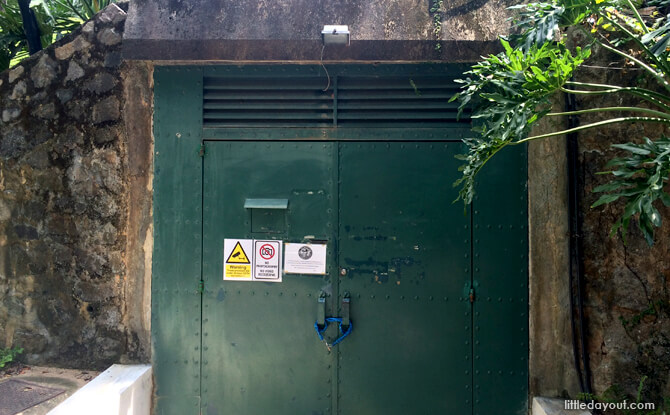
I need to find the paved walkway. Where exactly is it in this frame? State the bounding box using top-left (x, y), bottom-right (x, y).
top-left (1, 366), bottom-right (98, 415)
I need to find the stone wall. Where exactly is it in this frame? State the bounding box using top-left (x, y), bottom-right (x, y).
top-left (570, 33), bottom-right (670, 404)
top-left (0, 3), bottom-right (153, 369)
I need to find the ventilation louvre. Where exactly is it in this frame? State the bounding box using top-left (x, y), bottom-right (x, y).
top-left (203, 77), bottom-right (333, 128)
top-left (203, 75), bottom-right (467, 128)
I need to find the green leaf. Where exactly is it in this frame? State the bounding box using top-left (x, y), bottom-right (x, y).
top-left (611, 143), bottom-right (652, 155)
top-left (591, 193), bottom-right (622, 207)
top-left (593, 181), bottom-right (625, 192)
top-left (660, 192), bottom-right (670, 207)
top-left (638, 214), bottom-right (655, 245)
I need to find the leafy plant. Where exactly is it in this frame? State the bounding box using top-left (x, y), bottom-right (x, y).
top-left (578, 376), bottom-right (669, 414)
top-left (429, 0), bottom-right (443, 50)
top-left (593, 138), bottom-right (670, 244)
top-left (0, 0), bottom-right (117, 70)
top-left (451, 0), bottom-right (670, 245)
top-left (0, 346), bottom-right (23, 368)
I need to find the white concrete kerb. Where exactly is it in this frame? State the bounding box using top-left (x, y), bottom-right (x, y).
top-left (47, 364), bottom-right (152, 415)
top-left (533, 396), bottom-right (591, 415)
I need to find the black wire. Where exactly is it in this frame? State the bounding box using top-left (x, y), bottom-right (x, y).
top-left (566, 79), bottom-right (594, 398)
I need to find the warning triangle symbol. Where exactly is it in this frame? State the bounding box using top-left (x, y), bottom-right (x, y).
top-left (226, 242), bottom-right (251, 264)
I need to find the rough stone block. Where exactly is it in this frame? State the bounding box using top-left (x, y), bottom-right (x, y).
top-left (10, 80), bottom-right (27, 100)
top-left (0, 127), bottom-right (27, 158)
top-left (93, 194), bottom-right (119, 218)
top-left (0, 199), bottom-right (11, 221)
top-left (97, 28), bottom-right (122, 46)
top-left (65, 99), bottom-right (90, 121)
top-left (57, 125), bottom-right (85, 149)
top-left (92, 96), bottom-right (121, 124)
top-left (14, 224), bottom-right (39, 240)
top-left (85, 73), bottom-right (117, 94)
top-left (2, 107), bottom-right (21, 122)
top-left (96, 3), bottom-right (127, 25)
top-left (65, 61), bottom-right (85, 83)
top-left (93, 128), bottom-right (120, 145)
top-left (24, 149), bottom-right (51, 169)
top-left (103, 52), bottom-right (122, 68)
top-left (31, 54), bottom-right (58, 89)
top-left (55, 36), bottom-right (91, 60)
top-left (8, 65), bottom-right (25, 83)
top-left (56, 89), bottom-right (74, 104)
top-left (82, 21), bottom-right (95, 35)
top-left (34, 102), bottom-right (57, 120)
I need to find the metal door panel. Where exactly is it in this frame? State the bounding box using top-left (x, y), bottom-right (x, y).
top-left (154, 397), bottom-right (200, 415)
top-left (152, 67), bottom-right (203, 413)
top-left (473, 146), bottom-right (529, 415)
top-left (202, 142), bottom-right (336, 415)
top-left (337, 142), bottom-right (472, 414)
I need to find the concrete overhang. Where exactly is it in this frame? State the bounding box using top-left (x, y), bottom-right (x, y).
top-left (123, 0), bottom-right (509, 62)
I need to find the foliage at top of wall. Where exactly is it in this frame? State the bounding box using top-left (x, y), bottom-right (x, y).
top-left (0, 0), bottom-right (118, 71)
top-left (452, 0), bottom-right (670, 245)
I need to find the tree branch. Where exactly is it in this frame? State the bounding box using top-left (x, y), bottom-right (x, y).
top-left (547, 106), bottom-right (670, 119)
top-left (598, 39), bottom-right (670, 94)
top-left (17, 0), bottom-right (41, 55)
top-left (562, 82), bottom-right (670, 111)
top-left (511, 116), bottom-right (670, 143)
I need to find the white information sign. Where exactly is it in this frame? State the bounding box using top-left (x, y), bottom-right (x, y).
top-left (223, 239), bottom-right (253, 281)
top-left (284, 243), bottom-right (327, 275)
top-left (253, 240), bottom-right (282, 281)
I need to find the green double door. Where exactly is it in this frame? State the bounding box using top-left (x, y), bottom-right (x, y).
top-left (200, 140), bottom-right (489, 415)
top-left (152, 65), bottom-right (528, 415)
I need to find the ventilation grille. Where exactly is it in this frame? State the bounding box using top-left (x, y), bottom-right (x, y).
top-left (203, 75), bottom-right (466, 128)
top-left (336, 76), bottom-right (463, 127)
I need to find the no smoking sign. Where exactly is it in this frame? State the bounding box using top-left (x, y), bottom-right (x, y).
top-left (253, 240), bottom-right (281, 281)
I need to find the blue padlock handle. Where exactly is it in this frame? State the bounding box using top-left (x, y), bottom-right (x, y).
top-left (314, 317), bottom-right (353, 347)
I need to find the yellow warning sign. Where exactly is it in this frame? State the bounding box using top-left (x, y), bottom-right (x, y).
top-left (225, 264), bottom-right (251, 278)
top-left (224, 239), bottom-right (253, 281)
top-left (226, 242), bottom-right (250, 264)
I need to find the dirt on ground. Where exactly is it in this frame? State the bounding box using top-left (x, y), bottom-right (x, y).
top-left (0, 363), bottom-right (99, 415)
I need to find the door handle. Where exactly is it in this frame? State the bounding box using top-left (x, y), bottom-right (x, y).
top-left (341, 292), bottom-right (350, 328)
top-left (317, 293), bottom-right (326, 328)
top-left (314, 293), bottom-right (353, 350)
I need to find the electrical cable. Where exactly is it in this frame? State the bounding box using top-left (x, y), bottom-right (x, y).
top-left (320, 44), bottom-right (331, 92)
top-left (566, 79), bottom-right (594, 397)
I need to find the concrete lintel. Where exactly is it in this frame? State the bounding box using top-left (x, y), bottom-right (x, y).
top-left (122, 39), bottom-right (501, 62)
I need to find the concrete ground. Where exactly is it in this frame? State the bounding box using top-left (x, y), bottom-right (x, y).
top-left (1, 365), bottom-right (99, 415)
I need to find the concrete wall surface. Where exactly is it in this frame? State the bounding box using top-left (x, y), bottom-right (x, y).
top-left (123, 0), bottom-right (513, 60)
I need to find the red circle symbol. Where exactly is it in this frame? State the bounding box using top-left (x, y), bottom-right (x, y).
top-left (259, 244), bottom-right (275, 260)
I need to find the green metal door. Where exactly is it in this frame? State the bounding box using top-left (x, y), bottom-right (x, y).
top-left (337, 142), bottom-right (472, 414)
top-left (201, 141), bottom-right (471, 415)
top-left (152, 65), bottom-right (528, 415)
top-left (201, 142), bottom-right (337, 415)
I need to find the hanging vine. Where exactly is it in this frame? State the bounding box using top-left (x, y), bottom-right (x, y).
top-left (429, 0), bottom-right (444, 50)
